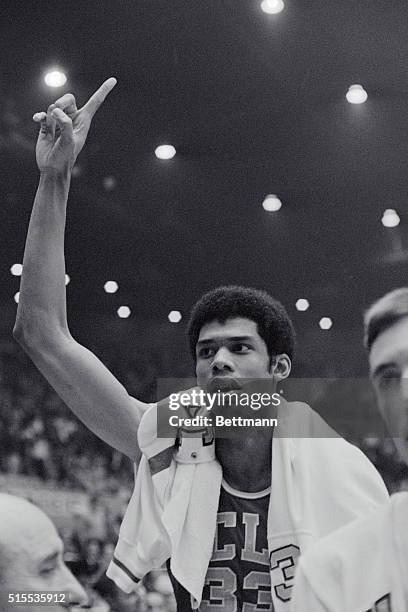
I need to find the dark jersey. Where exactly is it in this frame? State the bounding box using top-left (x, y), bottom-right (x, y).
top-left (168, 479), bottom-right (272, 611)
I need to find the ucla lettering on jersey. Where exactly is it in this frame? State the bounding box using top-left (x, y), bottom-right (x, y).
top-left (168, 479), bottom-right (273, 611)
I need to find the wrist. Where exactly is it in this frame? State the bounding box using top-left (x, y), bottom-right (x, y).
top-left (39, 166), bottom-right (72, 187)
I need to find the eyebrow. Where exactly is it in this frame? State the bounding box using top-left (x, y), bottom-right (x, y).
top-left (196, 335), bottom-right (255, 347)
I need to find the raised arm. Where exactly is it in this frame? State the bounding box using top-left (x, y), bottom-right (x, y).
top-left (13, 79), bottom-right (149, 461)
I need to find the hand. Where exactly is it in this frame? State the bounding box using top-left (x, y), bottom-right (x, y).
top-left (157, 386), bottom-right (208, 437)
top-left (33, 77), bottom-right (117, 173)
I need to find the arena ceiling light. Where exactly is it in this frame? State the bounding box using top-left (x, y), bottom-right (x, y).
top-left (103, 176), bottom-right (116, 191)
top-left (346, 84), bottom-right (368, 104)
top-left (104, 281), bottom-right (119, 294)
top-left (10, 263), bottom-right (22, 276)
top-left (14, 292), bottom-right (20, 304)
top-left (262, 194), bottom-right (282, 212)
top-left (261, 0), bottom-right (285, 14)
top-left (117, 306), bottom-right (131, 318)
top-left (295, 298), bottom-right (309, 312)
top-left (65, 274), bottom-right (70, 286)
top-left (319, 317), bottom-right (333, 330)
top-left (155, 145), bottom-right (176, 160)
top-left (44, 70), bottom-right (67, 88)
top-left (168, 310), bottom-right (182, 323)
top-left (381, 209), bottom-right (400, 228)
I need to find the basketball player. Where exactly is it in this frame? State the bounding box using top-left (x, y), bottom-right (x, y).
top-left (0, 494), bottom-right (87, 611)
top-left (291, 288), bottom-right (408, 611)
top-left (15, 80), bottom-right (389, 611)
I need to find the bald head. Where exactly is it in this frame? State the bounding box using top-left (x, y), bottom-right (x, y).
top-left (0, 494), bottom-right (58, 561)
top-left (0, 494), bottom-right (87, 610)
top-left (0, 494), bottom-right (55, 582)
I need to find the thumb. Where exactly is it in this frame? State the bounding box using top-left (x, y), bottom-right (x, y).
top-left (51, 107), bottom-right (73, 144)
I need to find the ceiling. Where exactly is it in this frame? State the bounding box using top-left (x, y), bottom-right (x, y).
top-left (1, 0), bottom-right (407, 376)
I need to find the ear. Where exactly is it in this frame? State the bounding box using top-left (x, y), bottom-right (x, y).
top-left (271, 354), bottom-right (291, 380)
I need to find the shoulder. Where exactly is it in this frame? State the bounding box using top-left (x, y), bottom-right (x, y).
top-left (286, 402), bottom-right (388, 494)
top-left (280, 400), bottom-right (344, 438)
top-left (298, 497), bottom-right (399, 590)
top-left (294, 496), bottom-right (408, 610)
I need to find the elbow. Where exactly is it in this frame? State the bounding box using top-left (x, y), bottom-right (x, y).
top-left (14, 312), bottom-right (48, 353)
top-left (13, 322), bottom-right (22, 343)
top-left (14, 303), bottom-right (30, 345)
top-left (13, 319), bottom-right (35, 352)
top-left (14, 315), bottom-right (71, 354)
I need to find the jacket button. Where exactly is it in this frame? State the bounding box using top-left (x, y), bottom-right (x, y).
top-left (191, 452), bottom-right (198, 459)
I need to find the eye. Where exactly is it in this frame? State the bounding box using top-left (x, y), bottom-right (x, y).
top-left (382, 366), bottom-right (400, 378)
top-left (40, 565), bottom-right (57, 576)
top-left (231, 343), bottom-right (251, 353)
top-left (198, 347), bottom-right (215, 359)
top-left (378, 366), bottom-right (401, 388)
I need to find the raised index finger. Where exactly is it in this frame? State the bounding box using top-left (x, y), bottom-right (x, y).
top-left (82, 77), bottom-right (117, 117)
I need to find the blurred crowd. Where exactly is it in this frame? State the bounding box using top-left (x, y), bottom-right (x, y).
top-left (0, 341), bottom-right (407, 610)
top-left (0, 342), bottom-right (175, 611)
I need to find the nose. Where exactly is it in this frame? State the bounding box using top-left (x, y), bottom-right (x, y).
top-left (63, 564), bottom-right (88, 607)
top-left (211, 346), bottom-right (234, 373)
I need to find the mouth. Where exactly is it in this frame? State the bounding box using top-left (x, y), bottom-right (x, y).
top-left (207, 377), bottom-right (242, 393)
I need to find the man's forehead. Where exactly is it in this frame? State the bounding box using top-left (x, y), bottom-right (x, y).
top-left (369, 316), bottom-right (408, 373)
top-left (0, 504), bottom-right (62, 562)
top-left (197, 317), bottom-right (259, 342)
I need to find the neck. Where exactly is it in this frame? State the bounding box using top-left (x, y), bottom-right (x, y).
top-left (215, 437), bottom-right (272, 492)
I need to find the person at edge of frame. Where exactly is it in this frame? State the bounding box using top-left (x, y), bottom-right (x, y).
top-left (0, 493), bottom-right (87, 611)
top-left (291, 288), bottom-right (408, 612)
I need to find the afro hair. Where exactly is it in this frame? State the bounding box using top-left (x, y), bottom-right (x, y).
top-left (187, 285), bottom-right (295, 361)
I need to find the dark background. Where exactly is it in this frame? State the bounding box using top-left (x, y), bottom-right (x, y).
top-left (1, 0), bottom-right (408, 381)
top-left (1, 6), bottom-right (408, 608)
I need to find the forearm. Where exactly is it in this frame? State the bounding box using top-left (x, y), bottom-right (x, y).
top-left (14, 167), bottom-right (72, 346)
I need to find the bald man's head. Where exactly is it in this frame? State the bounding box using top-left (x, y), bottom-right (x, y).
top-left (0, 494), bottom-right (87, 611)
top-left (0, 493), bottom-right (58, 574)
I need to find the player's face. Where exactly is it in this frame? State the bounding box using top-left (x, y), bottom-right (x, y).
top-left (1, 510), bottom-right (87, 611)
top-left (369, 315), bottom-right (408, 465)
top-left (195, 317), bottom-right (289, 392)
